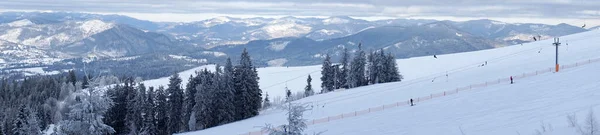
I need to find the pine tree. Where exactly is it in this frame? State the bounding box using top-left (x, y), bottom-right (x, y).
top-left (222, 58), bottom-right (236, 124)
top-left (285, 87), bottom-right (292, 102)
top-left (155, 86), bottom-right (169, 135)
top-left (104, 78), bottom-right (134, 134)
top-left (126, 83), bottom-right (147, 134)
top-left (81, 75), bottom-right (89, 89)
top-left (376, 50), bottom-right (388, 83)
top-left (338, 48), bottom-right (350, 89)
top-left (333, 65), bottom-right (340, 89)
top-left (211, 65), bottom-right (235, 126)
top-left (263, 92), bottom-right (271, 109)
top-left (143, 87), bottom-right (157, 135)
top-left (166, 74), bottom-right (184, 134)
top-left (67, 70), bottom-right (77, 86)
top-left (320, 54), bottom-right (335, 93)
top-left (12, 105), bottom-right (41, 135)
top-left (367, 50), bottom-right (378, 85)
top-left (348, 43), bottom-right (367, 88)
top-left (56, 78), bottom-right (115, 135)
top-left (234, 49), bottom-right (262, 120)
top-left (386, 53), bottom-right (403, 82)
top-left (304, 75), bottom-right (313, 97)
top-left (125, 83), bottom-right (139, 134)
top-left (182, 74), bottom-right (197, 131)
top-left (194, 70), bottom-right (212, 130)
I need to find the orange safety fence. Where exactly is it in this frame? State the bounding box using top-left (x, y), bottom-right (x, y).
top-left (241, 58), bottom-right (600, 135)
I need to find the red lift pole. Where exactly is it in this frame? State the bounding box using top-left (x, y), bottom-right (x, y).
top-left (553, 38), bottom-right (561, 72)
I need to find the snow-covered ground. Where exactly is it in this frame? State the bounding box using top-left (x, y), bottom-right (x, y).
top-left (173, 30), bottom-right (600, 135)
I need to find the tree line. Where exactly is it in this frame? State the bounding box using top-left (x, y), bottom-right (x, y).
top-left (104, 48), bottom-right (262, 134)
top-left (320, 43), bottom-right (403, 93)
top-left (0, 49), bottom-right (262, 135)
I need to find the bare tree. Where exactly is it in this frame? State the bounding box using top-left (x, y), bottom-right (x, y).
top-left (581, 110), bottom-right (599, 135)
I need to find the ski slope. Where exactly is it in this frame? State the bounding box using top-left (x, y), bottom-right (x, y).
top-left (178, 30), bottom-right (600, 135)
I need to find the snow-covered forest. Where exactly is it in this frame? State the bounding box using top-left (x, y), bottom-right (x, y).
top-left (0, 41), bottom-right (404, 135)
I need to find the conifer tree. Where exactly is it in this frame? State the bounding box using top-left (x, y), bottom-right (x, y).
top-left (304, 75), bottom-right (314, 97)
top-left (320, 54), bottom-right (335, 93)
top-left (166, 74), bottom-right (184, 133)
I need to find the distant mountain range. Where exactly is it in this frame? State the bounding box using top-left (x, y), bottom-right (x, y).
top-left (0, 11), bottom-right (590, 79)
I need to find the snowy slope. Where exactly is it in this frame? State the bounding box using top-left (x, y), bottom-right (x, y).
top-left (178, 30), bottom-right (600, 135)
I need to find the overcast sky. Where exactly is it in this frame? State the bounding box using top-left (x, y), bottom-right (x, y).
top-left (1, 0), bottom-right (599, 26)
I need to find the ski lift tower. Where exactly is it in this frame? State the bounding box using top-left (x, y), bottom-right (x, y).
top-left (553, 37), bottom-right (561, 72)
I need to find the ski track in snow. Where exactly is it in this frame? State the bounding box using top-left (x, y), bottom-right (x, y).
top-left (156, 30), bottom-right (600, 135)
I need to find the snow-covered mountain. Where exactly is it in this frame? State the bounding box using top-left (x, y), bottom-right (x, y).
top-left (0, 19), bottom-right (115, 48)
top-left (213, 21), bottom-right (500, 66)
top-left (0, 12), bottom-right (587, 49)
top-left (0, 19), bottom-right (182, 59)
top-left (159, 16), bottom-right (374, 47)
top-left (451, 19), bottom-right (587, 44)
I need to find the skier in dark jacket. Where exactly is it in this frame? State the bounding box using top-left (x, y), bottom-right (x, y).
top-left (410, 99), bottom-right (414, 106)
top-left (510, 76), bottom-right (514, 84)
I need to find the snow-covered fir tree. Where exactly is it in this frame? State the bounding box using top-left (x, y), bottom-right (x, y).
top-left (56, 78), bottom-right (115, 135)
top-left (348, 43), bottom-right (367, 88)
top-left (212, 65), bottom-right (235, 126)
top-left (320, 54), bottom-right (335, 93)
top-left (125, 83), bottom-right (148, 134)
top-left (155, 86), bottom-right (169, 135)
top-left (193, 70), bottom-right (213, 130)
top-left (234, 49), bottom-right (262, 120)
top-left (304, 75), bottom-right (314, 97)
top-left (337, 48), bottom-right (350, 89)
top-left (104, 78), bottom-right (134, 134)
top-left (12, 105), bottom-right (41, 135)
top-left (367, 50), bottom-right (378, 85)
top-left (221, 58), bottom-right (237, 124)
top-left (143, 87), bottom-right (157, 134)
top-left (263, 92), bottom-right (271, 109)
top-left (386, 53), bottom-right (403, 82)
top-left (285, 86), bottom-right (292, 102)
top-left (166, 74), bottom-right (184, 133)
top-left (182, 74), bottom-right (197, 131)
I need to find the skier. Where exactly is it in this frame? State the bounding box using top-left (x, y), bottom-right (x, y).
top-left (433, 55), bottom-right (437, 59)
top-left (510, 76), bottom-right (514, 84)
top-left (485, 61), bottom-right (487, 65)
top-left (410, 98), bottom-right (414, 106)
top-left (533, 37), bottom-right (537, 41)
